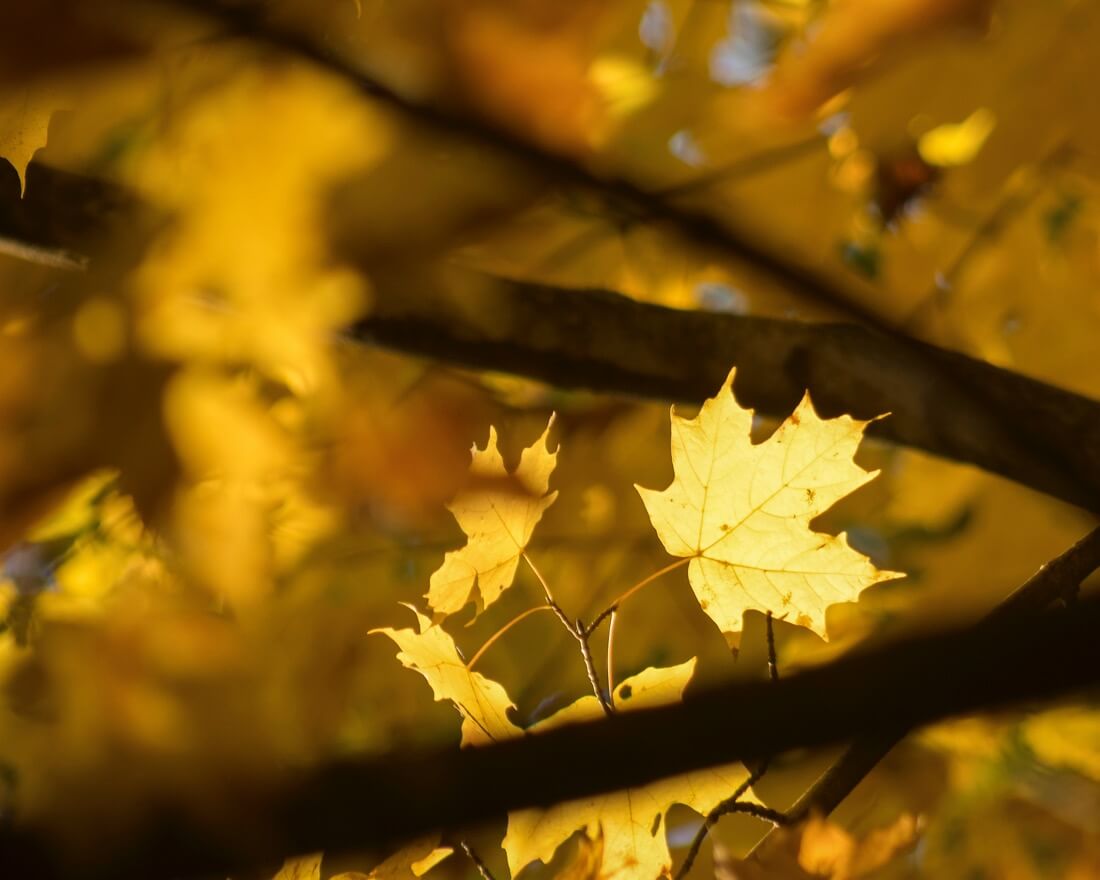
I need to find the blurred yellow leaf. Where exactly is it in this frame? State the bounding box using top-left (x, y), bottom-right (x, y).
top-left (759, 0), bottom-right (994, 117)
top-left (918, 107), bottom-right (996, 167)
top-left (637, 369), bottom-right (902, 638)
top-left (1021, 707), bottom-right (1100, 782)
top-left (372, 606), bottom-right (522, 746)
top-left (504, 660), bottom-right (754, 880)
top-left (730, 812), bottom-right (918, 879)
top-left (427, 417), bottom-right (558, 619)
top-left (799, 813), bottom-right (919, 879)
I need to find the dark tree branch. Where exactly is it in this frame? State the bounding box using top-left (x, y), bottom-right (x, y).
top-left (359, 272), bottom-right (1100, 512)
top-left (5, 560), bottom-right (1100, 880)
top-left (11, 159), bottom-right (1100, 512)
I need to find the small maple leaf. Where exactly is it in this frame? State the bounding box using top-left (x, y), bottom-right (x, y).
top-left (636, 369), bottom-right (902, 639)
top-left (372, 606), bottom-right (522, 746)
top-left (504, 660), bottom-right (755, 880)
top-left (427, 417), bottom-right (558, 619)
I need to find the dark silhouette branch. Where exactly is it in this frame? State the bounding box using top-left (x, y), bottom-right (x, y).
top-left (359, 272), bottom-right (1100, 512)
top-left (5, 561), bottom-right (1100, 880)
top-left (10, 160), bottom-right (1099, 512)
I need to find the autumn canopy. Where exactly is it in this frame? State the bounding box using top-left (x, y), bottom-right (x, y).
top-left (3, 1), bottom-right (1100, 879)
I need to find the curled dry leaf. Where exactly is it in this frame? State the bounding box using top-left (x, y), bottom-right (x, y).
top-left (637, 369), bottom-right (902, 639)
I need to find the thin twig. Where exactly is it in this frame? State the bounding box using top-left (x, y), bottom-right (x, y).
top-left (523, 553), bottom-right (614, 716)
top-left (766, 610), bottom-right (779, 684)
top-left (588, 558), bottom-right (692, 635)
top-left (466, 606), bottom-right (555, 670)
top-left (0, 236), bottom-right (88, 271)
top-left (677, 798), bottom-right (790, 878)
top-left (574, 616), bottom-right (614, 717)
top-left (744, 525), bottom-right (1100, 862)
top-left (606, 609), bottom-right (619, 710)
top-left (676, 612), bottom-right (783, 878)
top-left (460, 841), bottom-right (495, 880)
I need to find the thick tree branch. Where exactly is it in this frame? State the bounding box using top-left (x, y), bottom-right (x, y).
top-left (359, 272), bottom-right (1100, 512)
top-left (5, 574), bottom-right (1100, 880)
top-left (6, 157), bottom-right (1100, 512)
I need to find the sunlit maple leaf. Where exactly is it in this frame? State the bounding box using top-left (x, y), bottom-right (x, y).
top-left (504, 660), bottom-right (755, 880)
top-left (427, 417), bottom-right (558, 619)
top-left (372, 606), bottom-right (522, 746)
top-left (636, 369), bottom-right (902, 639)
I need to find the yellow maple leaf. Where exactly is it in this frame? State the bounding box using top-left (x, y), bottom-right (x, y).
top-left (636, 369), bottom-right (902, 639)
top-left (427, 417), bottom-right (558, 619)
top-left (372, 606), bottom-right (522, 746)
top-left (504, 660), bottom-right (755, 880)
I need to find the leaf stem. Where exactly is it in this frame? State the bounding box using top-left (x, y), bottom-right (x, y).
top-left (460, 841), bottom-right (495, 880)
top-left (524, 552), bottom-right (615, 716)
top-left (606, 608), bottom-right (618, 709)
top-left (522, 551), bottom-right (558, 606)
top-left (676, 612), bottom-right (782, 879)
top-left (467, 605), bottom-right (556, 670)
top-left (587, 557), bottom-right (691, 634)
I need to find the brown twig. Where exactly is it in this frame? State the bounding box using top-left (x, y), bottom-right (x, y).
top-left (677, 613), bottom-right (783, 878)
top-left (459, 841), bottom-right (495, 880)
top-left (523, 553), bottom-right (614, 716)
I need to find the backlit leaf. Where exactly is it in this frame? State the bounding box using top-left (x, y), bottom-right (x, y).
top-left (637, 369), bottom-right (902, 638)
top-left (372, 606), bottom-right (522, 746)
top-left (427, 417), bottom-right (558, 619)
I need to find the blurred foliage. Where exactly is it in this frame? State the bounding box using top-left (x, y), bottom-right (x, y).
top-left (2, 0), bottom-right (1100, 878)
